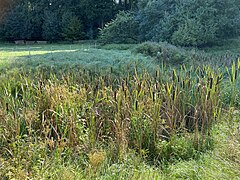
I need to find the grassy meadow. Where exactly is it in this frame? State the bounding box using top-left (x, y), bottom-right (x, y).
top-left (0, 43), bottom-right (155, 74)
top-left (0, 42), bottom-right (240, 179)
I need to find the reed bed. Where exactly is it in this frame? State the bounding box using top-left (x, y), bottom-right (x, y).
top-left (0, 60), bottom-right (239, 165)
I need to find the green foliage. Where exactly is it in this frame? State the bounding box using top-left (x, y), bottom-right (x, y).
top-left (2, 0), bottom-right (47, 41)
top-left (99, 11), bottom-right (139, 44)
top-left (138, 0), bottom-right (240, 46)
top-left (221, 60), bottom-right (240, 108)
top-left (61, 12), bottom-right (85, 41)
top-left (79, 0), bottom-right (116, 39)
top-left (134, 42), bottom-right (188, 64)
top-left (1, 0), bottom-right (135, 41)
top-left (171, 16), bottom-right (217, 47)
top-left (0, 43), bottom-right (240, 179)
top-left (100, 43), bottom-right (136, 50)
top-left (0, 61), bottom-right (228, 163)
top-left (155, 135), bottom-right (197, 162)
top-left (170, 0), bottom-right (219, 46)
top-left (42, 11), bottom-right (61, 41)
top-left (2, 4), bottom-right (32, 40)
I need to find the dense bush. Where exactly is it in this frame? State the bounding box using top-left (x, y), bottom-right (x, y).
top-left (98, 0), bottom-right (240, 46)
top-left (99, 11), bottom-right (139, 44)
top-left (137, 0), bottom-right (240, 47)
top-left (134, 42), bottom-right (189, 64)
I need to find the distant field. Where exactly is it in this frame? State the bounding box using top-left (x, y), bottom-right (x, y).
top-left (1, 40), bottom-right (240, 73)
top-left (0, 43), bottom-right (156, 75)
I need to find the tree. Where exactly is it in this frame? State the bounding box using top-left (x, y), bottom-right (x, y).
top-left (61, 12), bottom-right (84, 41)
top-left (2, 3), bottom-right (33, 40)
top-left (0, 0), bottom-right (137, 41)
top-left (78, 0), bottom-right (115, 39)
top-left (99, 11), bottom-right (139, 44)
top-left (0, 0), bottom-right (14, 24)
top-left (42, 10), bottom-right (61, 41)
top-left (137, 0), bottom-right (240, 46)
top-left (2, 0), bottom-right (48, 40)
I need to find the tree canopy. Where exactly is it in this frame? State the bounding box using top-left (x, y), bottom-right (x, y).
top-left (100, 0), bottom-right (240, 46)
top-left (0, 0), bottom-right (14, 24)
top-left (0, 0), bottom-right (135, 41)
top-left (1, 0), bottom-right (240, 46)
top-left (137, 0), bottom-right (240, 46)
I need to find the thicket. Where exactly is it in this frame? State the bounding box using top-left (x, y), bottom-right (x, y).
top-left (99, 11), bottom-right (139, 44)
top-left (134, 42), bottom-right (189, 64)
top-left (100, 0), bottom-right (240, 46)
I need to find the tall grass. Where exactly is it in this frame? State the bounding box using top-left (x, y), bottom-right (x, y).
top-left (1, 61), bottom-right (238, 163)
top-left (0, 60), bottom-right (239, 178)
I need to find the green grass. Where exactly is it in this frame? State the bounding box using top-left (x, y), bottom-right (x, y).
top-left (0, 42), bottom-right (240, 179)
top-left (0, 43), bottom-right (156, 75)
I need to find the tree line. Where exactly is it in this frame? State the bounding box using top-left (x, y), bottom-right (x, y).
top-left (1, 0), bottom-right (240, 47)
top-left (0, 0), bottom-right (137, 41)
top-left (100, 0), bottom-right (240, 46)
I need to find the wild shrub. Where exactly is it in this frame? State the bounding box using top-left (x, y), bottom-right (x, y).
top-left (99, 11), bottom-right (139, 44)
top-left (134, 42), bottom-right (188, 64)
top-left (137, 0), bottom-right (240, 46)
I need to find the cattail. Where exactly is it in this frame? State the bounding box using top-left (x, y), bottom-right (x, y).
top-left (172, 70), bottom-right (175, 82)
top-left (201, 70), bottom-right (204, 78)
top-left (135, 100), bottom-right (138, 111)
top-left (188, 81), bottom-right (191, 89)
top-left (85, 84), bottom-right (88, 91)
top-left (138, 82), bottom-right (142, 93)
top-left (152, 91), bottom-right (155, 102)
top-left (94, 84), bottom-right (99, 94)
top-left (182, 80), bottom-right (185, 89)
top-left (124, 89), bottom-right (127, 98)
top-left (6, 103), bottom-right (9, 112)
top-left (209, 78), bottom-right (213, 89)
top-left (216, 76), bottom-right (220, 85)
top-left (235, 69), bottom-right (238, 80)
top-left (114, 91), bottom-right (117, 101)
top-left (122, 81), bottom-right (125, 92)
top-left (177, 75), bottom-right (180, 83)
top-left (172, 90), bottom-right (175, 101)
top-left (155, 82), bottom-right (158, 91)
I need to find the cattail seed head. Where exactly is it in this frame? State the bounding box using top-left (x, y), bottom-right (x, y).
top-left (209, 78), bottom-right (213, 89)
